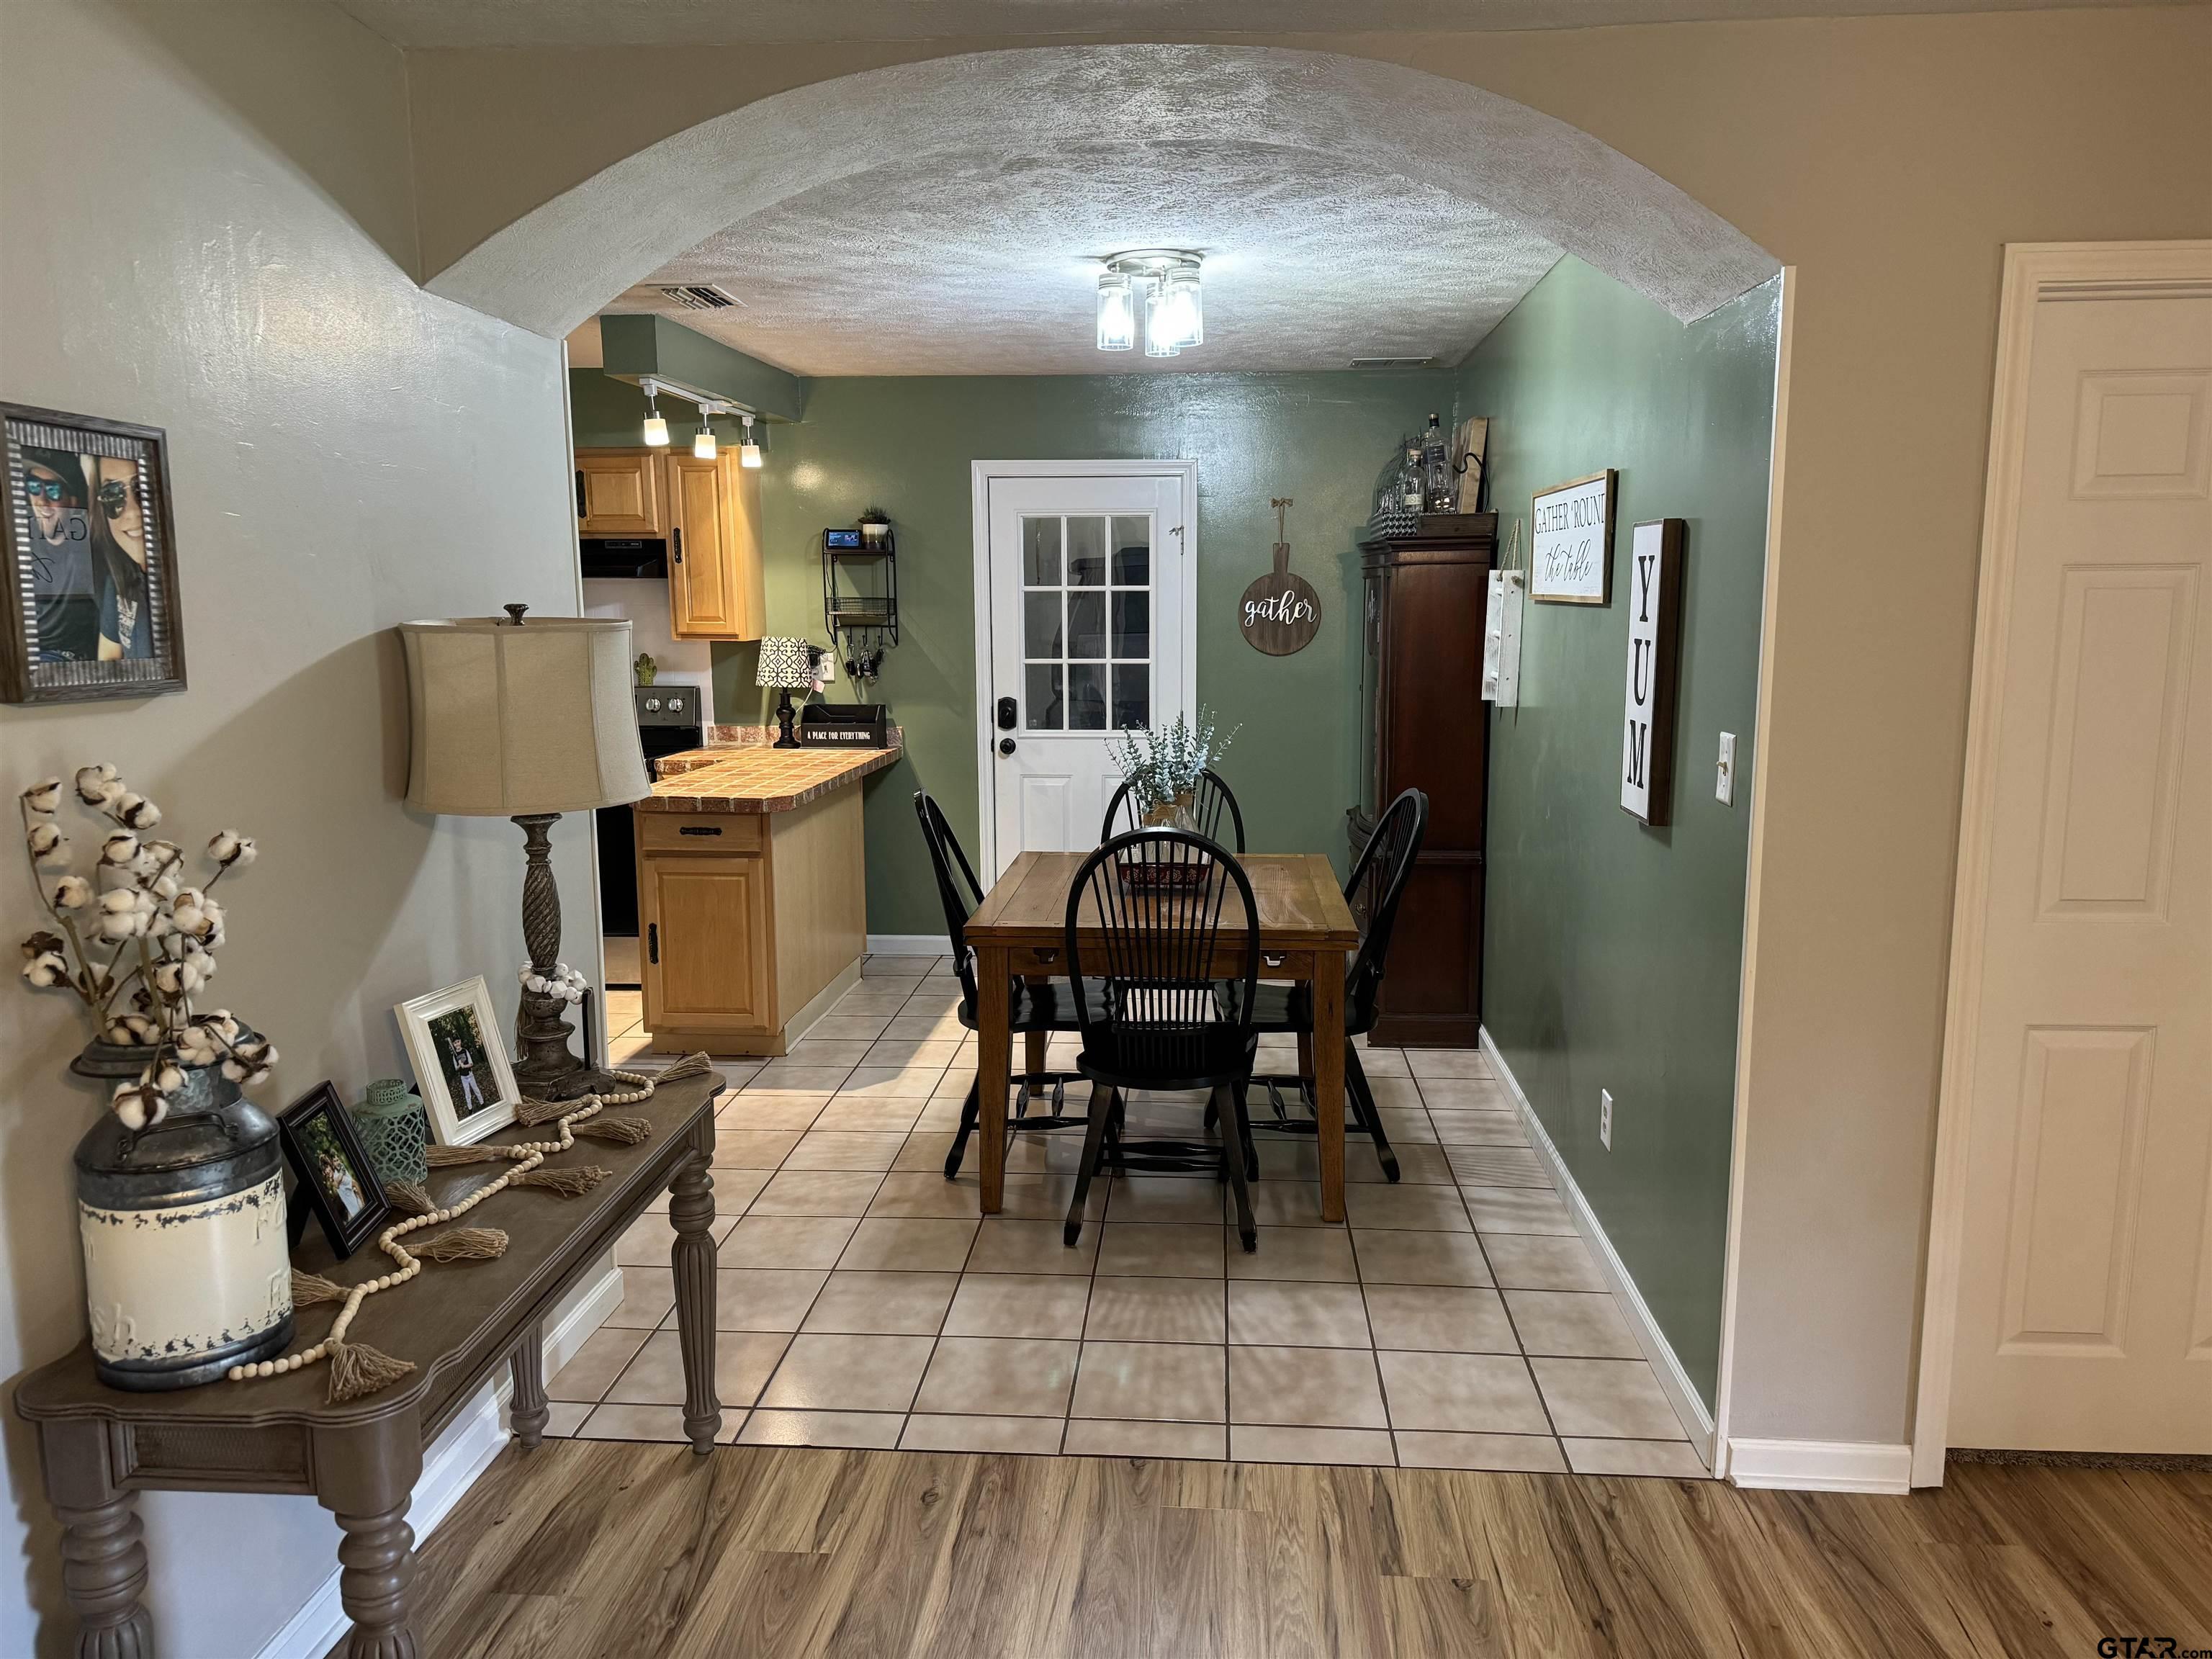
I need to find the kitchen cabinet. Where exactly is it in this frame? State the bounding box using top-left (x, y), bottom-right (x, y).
top-left (665, 451), bottom-right (765, 641)
top-left (575, 449), bottom-right (664, 536)
top-left (574, 446), bottom-right (765, 642)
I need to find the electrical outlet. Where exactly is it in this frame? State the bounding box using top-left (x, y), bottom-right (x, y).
top-left (1717, 732), bottom-right (1737, 805)
top-left (1600, 1089), bottom-right (1614, 1150)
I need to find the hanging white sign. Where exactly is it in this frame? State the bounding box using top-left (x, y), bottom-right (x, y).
top-left (1530, 470), bottom-right (1617, 605)
top-left (1620, 518), bottom-right (1686, 825)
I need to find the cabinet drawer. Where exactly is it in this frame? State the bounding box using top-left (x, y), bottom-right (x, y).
top-left (639, 812), bottom-right (765, 854)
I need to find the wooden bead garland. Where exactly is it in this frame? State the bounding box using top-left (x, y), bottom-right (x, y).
top-left (230, 1056), bottom-right (711, 1401)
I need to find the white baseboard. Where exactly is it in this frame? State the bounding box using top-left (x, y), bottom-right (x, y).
top-left (866, 934), bottom-right (945, 958)
top-left (253, 1259), bottom-right (624, 1659)
top-left (1478, 1028), bottom-right (1717, 1464)
top-left (1725, 1438), bottom-right (1913, 1493)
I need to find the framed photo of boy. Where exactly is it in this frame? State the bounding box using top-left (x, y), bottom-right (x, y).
top-left (277, 1082), bottom-right (391, 1260)
top-left (2, 402), bottom-right (186, 703)
top-left (395, 977), bottom-right (521, 1146)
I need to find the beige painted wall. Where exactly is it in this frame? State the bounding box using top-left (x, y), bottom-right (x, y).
top-left (400, 6), bottom-right (2212, 1449)
top-left (0, 4), bottom-right (593, 1653)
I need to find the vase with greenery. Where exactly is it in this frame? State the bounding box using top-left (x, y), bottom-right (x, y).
top-left (18, 766), bottom-right (291, 1388)
top-left (1105, 707), bottom-right (1238, 831)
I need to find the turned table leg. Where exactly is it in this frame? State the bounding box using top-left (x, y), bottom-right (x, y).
top-left (669, 1127), bottom-right (721, 1453)
top-left (509, 1322), bottom-right (548, 1449)
top-left (315, 1418), bottom-right (423, 1659)
top-left (40, 1418), bottom-right (154, 1659)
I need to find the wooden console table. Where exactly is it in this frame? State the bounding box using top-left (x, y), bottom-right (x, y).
top-left (15, 1071), bottom-right (725, 1659)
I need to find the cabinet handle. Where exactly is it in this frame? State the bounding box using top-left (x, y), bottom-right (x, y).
top-left (647, 923), bottom-right (659, 965)
top-left (671, 526), bottom-right (683, 565)
top-left (1264, 953), bottom-right (1287, 968)
top-left (678, 824), bottom-right (722, 837)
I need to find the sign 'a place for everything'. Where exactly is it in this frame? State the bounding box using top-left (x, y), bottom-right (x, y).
top-left (1531, 469), bottom-right (1617, 605)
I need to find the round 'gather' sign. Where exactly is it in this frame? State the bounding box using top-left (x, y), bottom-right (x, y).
top-left (1241, 498), bottom-right (1321, 657)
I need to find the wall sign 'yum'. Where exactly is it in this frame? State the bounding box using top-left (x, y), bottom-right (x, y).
top-left (1242, 497), bottom-right (1321, 657)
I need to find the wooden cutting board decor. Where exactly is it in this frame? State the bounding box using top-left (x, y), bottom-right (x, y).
top-left (1241, 498), bottom-right (1322, 656)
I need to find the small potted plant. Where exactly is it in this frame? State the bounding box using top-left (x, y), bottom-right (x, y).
top-left (1105, 709), bottom-right (1237, 885)
top-left (19, 767), bottom-right (290, 1389)
top-left (858, 506), bottom-right (891, 547)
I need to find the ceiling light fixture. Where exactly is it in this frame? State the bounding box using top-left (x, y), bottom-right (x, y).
top-left (739, 413), bottom-right (763, 469)
top-left (1097, 251), bottom-right (1203, 359)
top-left (640, 378), bottom-right (669, 447)
top-left (692, 418), bottom-right (717, 461)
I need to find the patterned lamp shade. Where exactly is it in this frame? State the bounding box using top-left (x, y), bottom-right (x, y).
top-left (756, 637), bottom-right (817, 689)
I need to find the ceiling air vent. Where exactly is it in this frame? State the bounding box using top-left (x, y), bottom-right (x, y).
top-left (659, 284), bottom-right (742, 311)
top-left (1350, 356), bottom-right (1434, 369)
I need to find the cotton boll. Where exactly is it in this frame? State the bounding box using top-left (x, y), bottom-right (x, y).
top-left (51, 876), bottom-right (92, 909)
top-left (155, 1063), bottom-right (184, 1092)
top-left (75, 764), bottom-right (120, 806)
top-left (26, 822), bottom-right (66, 862)
top-left (206, 831), bottom-right (257, 866)
top-left (99, 831), bottom-right (138, 866)
top-left (22, 951), bottom-right (69, 988)
top-left (99, 889), bottom-right (140, 915)
top-left (20, 778), bottom-right (62, 814)
top-left (108, 793), bottom-right (161, 830)
top-left (112, 1089), bottom-right (148, 1131)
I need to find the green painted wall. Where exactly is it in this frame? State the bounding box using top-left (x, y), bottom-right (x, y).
top-left (687, 372), bottom-right (1452, 935)
top-left (1458, 258), bottom-right (1781, 1410)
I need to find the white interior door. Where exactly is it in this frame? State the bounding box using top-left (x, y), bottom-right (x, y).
top-left (978, 466), bottom-right (1192, 877)
top-left (1948, 285), bottom-right (2212, 1452)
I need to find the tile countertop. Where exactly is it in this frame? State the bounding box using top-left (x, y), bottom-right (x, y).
top-left (642, 734), bottom-right (902, 814)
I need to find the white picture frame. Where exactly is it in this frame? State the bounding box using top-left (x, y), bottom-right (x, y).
top-left (394, 976), bottom-right (520, 1146)
top-left (1530, 469), bottom-right (1617, 605)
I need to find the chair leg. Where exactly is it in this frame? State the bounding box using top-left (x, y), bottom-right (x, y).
top-left (943, 1079), bottom-right (981, 1180)
top-left (1218, 1084), bottom-right (1257, 1252)
top-left (1065, 1083), bottom-right (1115, 1247)
top-left (1346, 1048), bottom-right (1399, 1182)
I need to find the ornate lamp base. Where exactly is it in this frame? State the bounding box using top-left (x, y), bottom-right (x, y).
top-left (509, 812), bottom-right (631, 1102)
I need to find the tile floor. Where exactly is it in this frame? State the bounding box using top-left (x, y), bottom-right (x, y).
top-left (566, 956), bottom-right (1707, 1477)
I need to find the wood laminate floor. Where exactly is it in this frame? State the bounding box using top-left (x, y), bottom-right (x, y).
top-left (400, 1439), bottom-right (2212, 1658)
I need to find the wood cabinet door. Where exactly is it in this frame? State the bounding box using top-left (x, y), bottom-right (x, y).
top-left (666, 454), bottom-right (765, 640)
top-left (639, 850), bottom-right (774, 1032)
top-left (575, 450), bottom-right (662, 536)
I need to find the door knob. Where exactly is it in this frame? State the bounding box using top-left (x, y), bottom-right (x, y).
top-left (998, 737), bottom-right (1017, 756)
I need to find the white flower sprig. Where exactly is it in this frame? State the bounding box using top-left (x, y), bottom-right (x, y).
top-left (519, 960), bottom-right (589, 1004)
top-left (1105, 706), bottom-right (1241, 820)
top-left (16, 765), bottom-right (274, 1128)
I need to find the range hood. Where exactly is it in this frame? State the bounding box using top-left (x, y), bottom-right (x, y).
top-left (580, 537), bottom-right (667, 580)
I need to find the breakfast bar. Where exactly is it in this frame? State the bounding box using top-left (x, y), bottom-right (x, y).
top-left (634, 739), bottom-right (900, 1056)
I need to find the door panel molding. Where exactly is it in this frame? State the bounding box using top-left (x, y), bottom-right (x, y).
top-left (1912, 240), bottom-right (2212, 1487)
top-left (970, 459), bottom-right (1198, 876)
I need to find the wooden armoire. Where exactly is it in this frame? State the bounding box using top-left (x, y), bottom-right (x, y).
top-left (1350, 514), bottom-right (1494, 1046)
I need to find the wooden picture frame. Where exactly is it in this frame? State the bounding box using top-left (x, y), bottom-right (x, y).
top-left (1530, 469), bottom-right (1617, 606)
top-left (1, 402), bottom-right (186, 703)
top-left (1620, 518), bottom-right (1686, 825)
top-left (277, 1082), bottom-right (391, 1260)
top-left (395, 977), bottom-right (521, 1145)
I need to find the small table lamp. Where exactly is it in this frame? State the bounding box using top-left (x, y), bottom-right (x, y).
top-left (399, 605), bottom-right (650, 1101)
top-left (757, 637), bottom-right (829, 748)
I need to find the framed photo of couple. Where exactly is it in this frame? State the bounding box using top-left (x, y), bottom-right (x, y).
top-left (2, 402), bottom-right (186, 703)
top-left (395, 977), bottom-right (521, 1146)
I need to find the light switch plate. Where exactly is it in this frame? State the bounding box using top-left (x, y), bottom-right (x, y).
top-left (1600, 1089), bottom-right (1613, 1150)
top-left (1717, 732), bottom-right (1737, 805)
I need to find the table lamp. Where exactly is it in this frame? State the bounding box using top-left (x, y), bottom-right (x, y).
top-left (399, 605), bottom-right (650, 1100)
top-left (757, 636), bottom-right (828, 748)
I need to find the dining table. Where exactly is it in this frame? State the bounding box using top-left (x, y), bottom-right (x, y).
top-left (963, 850), bottom-right (1364, 1223)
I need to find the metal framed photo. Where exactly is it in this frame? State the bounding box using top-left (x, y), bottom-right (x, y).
top-left (2, 402), bottom-right (186, 703)
top-left (277, 1082), bottom-right (391, 1261)
top-left (1529, 469), bottom-right (1617, 606)
top-left (394, 976), bottom-right (521, 1146)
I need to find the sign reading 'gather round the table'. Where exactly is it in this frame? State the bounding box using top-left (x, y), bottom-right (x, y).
top-left (1242, 498), bottom-right (1321, 656)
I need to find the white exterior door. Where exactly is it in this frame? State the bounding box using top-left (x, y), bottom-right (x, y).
top-left (1948, 283), bottom-right (2212, 1453)
top-left (976, 465), bottom-right (1192, 877)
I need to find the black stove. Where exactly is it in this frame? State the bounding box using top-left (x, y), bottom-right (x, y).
top-left (598, 685), bottom-right (702, 939)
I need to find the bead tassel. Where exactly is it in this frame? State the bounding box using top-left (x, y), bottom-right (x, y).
top-left (227, 1057), bottom-right (696, 1398)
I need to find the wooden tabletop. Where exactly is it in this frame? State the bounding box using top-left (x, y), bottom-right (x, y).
top-left (642, 741), bottom-right (902, 814)
top-left (15, 1073), bottom-right (724, 1439)
top-left (966, 852), bottom-right (1359, 950)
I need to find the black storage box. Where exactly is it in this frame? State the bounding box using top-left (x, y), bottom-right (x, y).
top-left (798, 703), bottom-right (891, 749)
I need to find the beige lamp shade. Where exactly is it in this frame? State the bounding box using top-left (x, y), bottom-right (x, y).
top-left (399, 613), bottom-right (651, 816)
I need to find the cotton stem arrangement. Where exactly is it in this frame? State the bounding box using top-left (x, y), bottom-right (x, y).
top-left (1105, 707), bottom-right (1240, 818)
top-left (17, 766), bottom-right (274, 1128)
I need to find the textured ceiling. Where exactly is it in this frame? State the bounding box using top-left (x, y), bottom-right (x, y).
top-left (617, 142), bottom-right (1563, 375)
top-left (335, 0), bottom-right (2176, 48)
